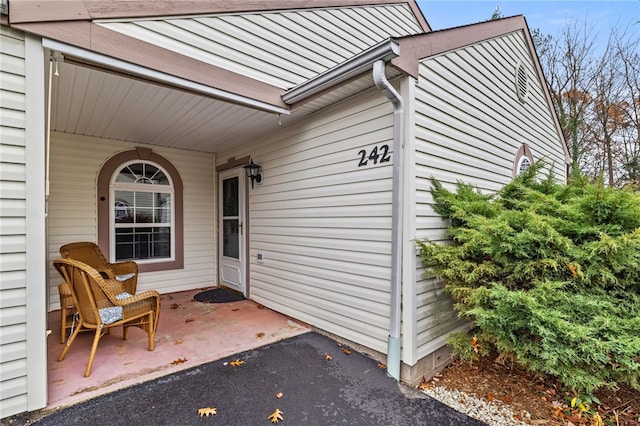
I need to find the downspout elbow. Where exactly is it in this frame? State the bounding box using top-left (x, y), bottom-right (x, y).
top-left (373, 61), bottom-right (404, 112)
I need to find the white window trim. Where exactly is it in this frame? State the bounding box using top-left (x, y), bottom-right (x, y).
top-left (109, 160), bottom-right (176, 264)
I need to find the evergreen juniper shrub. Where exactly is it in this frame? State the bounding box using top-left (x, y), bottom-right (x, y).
top-left (417, 163), bottom-right (640, 394)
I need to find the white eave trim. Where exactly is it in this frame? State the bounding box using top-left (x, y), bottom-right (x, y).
top-left (42, 38), bottom-right (290, 115)
top-left (282, 39), bottom-right (400, 105)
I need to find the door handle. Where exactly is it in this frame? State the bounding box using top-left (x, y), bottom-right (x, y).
top-left (239, 222), bottom-right (243, 235)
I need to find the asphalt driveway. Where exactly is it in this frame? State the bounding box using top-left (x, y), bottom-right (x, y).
top-left (34, 332), bottom-right (486, 425)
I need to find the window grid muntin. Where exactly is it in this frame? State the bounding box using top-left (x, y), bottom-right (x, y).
top-left (110, 160), bottom-right (175, 263)
top-left (517, 157), bottom-right (532, 176)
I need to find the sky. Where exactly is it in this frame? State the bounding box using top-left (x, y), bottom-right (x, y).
top-left (417, 1), bottom-right (640, 42)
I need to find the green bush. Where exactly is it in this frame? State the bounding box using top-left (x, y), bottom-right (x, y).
top-left (417, 163), bottom-right (640, 394)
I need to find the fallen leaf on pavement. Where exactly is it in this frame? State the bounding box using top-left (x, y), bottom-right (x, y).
top-left (275, 392), bottom-right (283, 399)
top-left (198, 407), bottom-right (217, 417)
top-left (256, 332), bottom-right (265, 338)
top-left (185, 318), bottom-right (194, 323)
top-left (342, 348), bottom-right (352, 355)
top-left (171, 358), bottom-right (187, 365)
top-left (268, 408), bottom-right (284, 423)
top-left (230, 359), bottom-right (245, 367)
top-left (170, 303), bottom-right (180, 310)
top-left (378, 363), bottom-right (387, 369)
top-left (174, 339), bottom-right (183, 345)
top-left (324, 353), bottom-right (332, 360)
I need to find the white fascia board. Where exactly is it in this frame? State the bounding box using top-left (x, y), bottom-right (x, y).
top-left (282, 39), bottom-right (400, 105)
top-left (42, 38), bottom-right (290, 115)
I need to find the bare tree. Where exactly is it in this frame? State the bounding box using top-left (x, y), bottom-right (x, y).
top-left (537, 20), bottom-right (640, 187)
top-left (614, 27), bottom-right (640, 187)
top-left (537, 20), bottom-right (599, 180)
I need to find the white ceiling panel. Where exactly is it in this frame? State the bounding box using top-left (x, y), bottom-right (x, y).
top-left (48, 60), bottom-right (384, 154)
top-left (49, 62), bottom-right (287, 153)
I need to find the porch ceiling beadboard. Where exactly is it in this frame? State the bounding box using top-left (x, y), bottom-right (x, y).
top-left (412, 31), bottom-right (567, 360)
top-left (96, 4), bottom-right (423, 89)
top-left (48, 61), bottom-right (282, 153)
top-left (46, 132), bottom-right (216, 311)
top-left (218, 84), bottom-right (396, 353)
top-left (0, 25), bottom-right (29, 418)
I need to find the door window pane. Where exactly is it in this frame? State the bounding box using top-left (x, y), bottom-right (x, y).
top-left (223, 177), bottom-right (239, 216)
top-left (223, 219), bottom-right (240, 259)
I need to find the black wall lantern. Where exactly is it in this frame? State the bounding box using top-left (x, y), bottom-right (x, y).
top-left (244, 160), bottom-right (262, 188)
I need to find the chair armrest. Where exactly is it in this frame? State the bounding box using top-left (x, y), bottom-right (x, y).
top-left (113, 290), bottom-right (160, 306)
top-left (110, 261), bottom-right (138, 294)
top-left (111, 260), bottom-right (138, 276)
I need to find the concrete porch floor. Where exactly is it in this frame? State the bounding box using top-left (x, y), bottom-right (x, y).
top-left (46, 288), bottom-right (310, 411)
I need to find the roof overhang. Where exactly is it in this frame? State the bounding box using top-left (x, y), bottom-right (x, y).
top-left (391, 15), bottom-right (570, 164)
top-left (5, 0), bottom-right (430, 31)
top-left (392, 16), bottom-right (531, 78)
top-left (12, 19), bottom-right (289, 111)
top-left (282, 39), bottom-right (400, 105)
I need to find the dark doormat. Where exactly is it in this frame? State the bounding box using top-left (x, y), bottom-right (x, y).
top-left (193, 287), bottom-right (245, 303)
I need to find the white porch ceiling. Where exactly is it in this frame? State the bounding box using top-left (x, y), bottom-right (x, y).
top-left (48, 59), bottom-right (403, 154)
top-left (49, 61), bottom-right (289, 153)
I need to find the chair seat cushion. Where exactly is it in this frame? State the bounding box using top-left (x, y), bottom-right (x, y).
top-left (99, 306), bottom-right (123, 324)
top-left (115, 292), bottom-right (133, 300)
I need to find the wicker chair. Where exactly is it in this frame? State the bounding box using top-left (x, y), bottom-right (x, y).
top-left (53, 258), bottom-right (161, 377)
top-left (58, 282), bottom-right (76, 344)
top-left (59, 242), bottom-right (138, 295)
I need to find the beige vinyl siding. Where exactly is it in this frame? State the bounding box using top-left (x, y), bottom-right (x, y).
top-left (47, 132), bottom-right (216, 310)
top-left (218, 86), bottom-right (395, 353)
top-left (0, 25), bottom-right (28, 418)
top-left (412, 31), bottom-right (567, 360)
top-left (98, 4), bottom-right (423, 89)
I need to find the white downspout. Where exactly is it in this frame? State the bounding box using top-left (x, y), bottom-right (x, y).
top-left (373, 60), bottom-right (404, 381)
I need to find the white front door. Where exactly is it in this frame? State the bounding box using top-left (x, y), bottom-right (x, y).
top-left (218, 168), bottom-right (245, 294)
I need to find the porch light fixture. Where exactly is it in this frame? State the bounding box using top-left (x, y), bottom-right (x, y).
top-left (244, 160), bottom-right (262, 188)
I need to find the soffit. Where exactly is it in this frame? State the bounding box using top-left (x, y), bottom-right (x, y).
top-left (49, 60), bottom-right (395, 153)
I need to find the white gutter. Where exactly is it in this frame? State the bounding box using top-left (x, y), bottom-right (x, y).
top-left (373, 59), bottom-right (404, 381)
top-left (282, 39), bottom-right (399, 105)
top-left (41, 38), bottom-right (290, 115)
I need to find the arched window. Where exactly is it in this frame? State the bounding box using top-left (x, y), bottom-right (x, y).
top-left (111, 161), bottom-right (173, 262)
top-left (516, 156), bottom-right (532, 176)
top-left (513, 143), bottom-right (534, 178)
top-left (98, 148), bottom-right (183, 272)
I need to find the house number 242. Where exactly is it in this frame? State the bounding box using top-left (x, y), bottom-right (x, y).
top-left (357, 144), bottom-right (391, 167)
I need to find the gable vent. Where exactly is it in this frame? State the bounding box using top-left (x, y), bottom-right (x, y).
top-left (515, 61), bottom-right (529, 103)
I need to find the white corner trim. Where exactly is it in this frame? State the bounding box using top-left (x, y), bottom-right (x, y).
top-left (25, 34), bottom-right (48, 411)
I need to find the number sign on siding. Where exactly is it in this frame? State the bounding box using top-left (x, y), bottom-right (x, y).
top-left (357, 144), bottom-right (391, 167)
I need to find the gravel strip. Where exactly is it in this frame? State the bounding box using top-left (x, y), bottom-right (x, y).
top-left (421, 385), bottom-right (531, 426)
